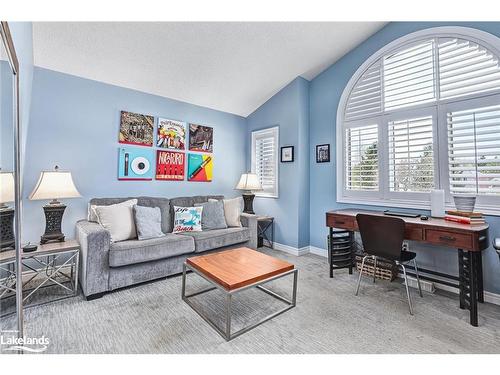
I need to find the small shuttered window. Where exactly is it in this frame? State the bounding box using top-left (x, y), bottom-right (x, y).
top-left (388, 116), bottom-right (435, 192)
top-left (447, 104), bottom-right (500, 195)
top-left (251, 127), bottom-right (279, 197)
top-left (345, 124), bottom-right (379, 191)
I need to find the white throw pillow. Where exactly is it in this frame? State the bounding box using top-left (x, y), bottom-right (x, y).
top-left (93, 199), bottom-right (138, 242)
top-left (172, 206), bottom-right (203, 233)
top-left (210, 197), bottom-right (243, 227)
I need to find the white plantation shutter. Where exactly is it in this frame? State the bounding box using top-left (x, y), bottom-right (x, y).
top-left (340, 28), bottom-right (500, 210)
top-left (448, 104), bottom-right (500, 195)
top-left (345, 124), bottom-right (379, 191)
top-left (438, 38), bottom-right (500, 99)
top-left (388, 116), bottom-right (435, 192)
top-left (252, 127), bottom-right (278, 197)
top-left (345, 60), bottom-right (382, 121)
top-left (383, 40), bottom-right (436, 110)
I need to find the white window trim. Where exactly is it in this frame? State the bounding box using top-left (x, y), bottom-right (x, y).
top-left (251, 126), bottom-right (279, 198)
top-left (336, 26), bottom-right (500, 216)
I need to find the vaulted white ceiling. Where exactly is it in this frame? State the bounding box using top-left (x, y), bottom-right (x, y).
top-left (33, 22), bottom-right (386, 117)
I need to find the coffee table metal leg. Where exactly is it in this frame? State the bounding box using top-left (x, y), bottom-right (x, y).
top-left (225, 293), bottom-right (232, 340)
top-left (292, 268), bottom-right (298, 306)
top-left (181, 263), bottom-right (187, 299)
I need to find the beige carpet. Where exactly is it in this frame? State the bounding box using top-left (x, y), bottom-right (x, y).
top-left (2, 248), bottom-right (500, 353)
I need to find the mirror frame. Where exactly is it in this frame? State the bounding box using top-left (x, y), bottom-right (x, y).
top-left (1, 21), bottom-right (23, 339)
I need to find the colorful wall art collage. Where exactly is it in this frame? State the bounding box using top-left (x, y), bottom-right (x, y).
top-left (118, 111), bottom-right (214, 182)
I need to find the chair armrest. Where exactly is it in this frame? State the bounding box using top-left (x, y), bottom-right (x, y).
top-left (75, 220), bottom-right (111, 297)
top-left (240, 213), bottom-right (258, 249)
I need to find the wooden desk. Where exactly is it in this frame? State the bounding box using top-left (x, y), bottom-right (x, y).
top-left (326, 209), bottom-right (489, 327)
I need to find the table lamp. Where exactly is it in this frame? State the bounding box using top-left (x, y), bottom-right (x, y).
top-left (29, 166), bottom-right (81, 244)
top-left (0, 170), bottom-right (15, 249)
top-left (235, 172), bottom-right (262, 214)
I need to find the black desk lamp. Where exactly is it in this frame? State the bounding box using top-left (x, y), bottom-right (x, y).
top-left (29, 166), bottom-right (81, 244)
top-left (235, 172), bottom-right (262, 214)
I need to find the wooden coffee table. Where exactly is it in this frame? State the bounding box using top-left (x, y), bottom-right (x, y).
top-left (181, 247), bottom-right (298, 341)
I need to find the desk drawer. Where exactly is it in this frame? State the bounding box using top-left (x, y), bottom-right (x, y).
top-left (425, 229), bottom-right (472, 249)
top-left (405, 227), bottom-right (423, 241)
top-left (326, 215), bottom-right (356, 230)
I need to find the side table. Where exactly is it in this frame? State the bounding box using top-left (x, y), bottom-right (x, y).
top-left (0, 240), bottom-right (80, 314)
top-left (257, 216), bottom-right (274, 249)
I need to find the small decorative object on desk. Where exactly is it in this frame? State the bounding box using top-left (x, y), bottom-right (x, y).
top-left (453, 195), bottom-right (476, 213)
top-left (430, 189), bottom-right (445, 218)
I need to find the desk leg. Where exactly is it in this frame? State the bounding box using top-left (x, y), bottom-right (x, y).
top-left (458, 250), bottom-right (465, 309)
top-left (329, 227), bottom-right (333, 278)
top-left (348, 231), bottom-right (353, 275)
top-left (469, 251), bottom-right (478, 327)
top-left (476, 252), bottom-right (484, 303)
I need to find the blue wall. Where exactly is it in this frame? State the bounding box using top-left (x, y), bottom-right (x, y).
top-left (309, 22), bottom-right (500, 294)
top-left (246, 77), bottom-right (310, 249)
top-left (23, 68), bottom-right (247, 242)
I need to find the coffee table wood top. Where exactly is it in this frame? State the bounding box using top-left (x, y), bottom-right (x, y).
top-left (186, 247), bottom-right (294, 291)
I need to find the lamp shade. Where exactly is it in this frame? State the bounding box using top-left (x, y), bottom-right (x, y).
top-left (235, 173), bottom-right (262, 191)
top-left (29, 170), bottom-right (81, 201)
top-left (0, 172), bottom-right (15, 204)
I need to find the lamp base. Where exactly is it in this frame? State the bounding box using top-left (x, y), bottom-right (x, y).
top-left (40, 203), bottom-right (66, 244)
top-left (0, 207), bottom-right (15, 250)
top-left (242, 193), bottom-right (256, 214)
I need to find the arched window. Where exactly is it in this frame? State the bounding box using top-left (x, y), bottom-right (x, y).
top-left (337, 27), bottom-right (500, 214)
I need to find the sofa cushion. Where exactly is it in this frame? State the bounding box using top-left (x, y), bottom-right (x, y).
top-left (169, 195), bottom-right (223, 231)
top-left (94, 199), bottom-right (138, 242)
top-left (133, 205), bottom-right (165, 240)
top-left (178, 227), bottom-right (249, 253)
top-left (109, 234), bottom-right (194, 267)
top-left (194, 200), bottom-right (227, 230)
top-left (211, 197), bottom-right (243, 227)
top-left (89, 196), bottom-right (171, 233)
top-left (172, 206), bottom-right (203, 233)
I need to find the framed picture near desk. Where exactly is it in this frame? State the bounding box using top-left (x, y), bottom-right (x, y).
top-left (281, 146), bottom-right (294, 162)
top-left (316, 144), bottom-right (330, 163)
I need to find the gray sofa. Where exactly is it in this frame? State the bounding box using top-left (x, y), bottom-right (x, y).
top-left (75, 195), bottom-right (258, 300)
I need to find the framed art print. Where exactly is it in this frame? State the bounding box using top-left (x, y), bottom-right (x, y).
top-left (119, 110), bottom-right (154, 147)
top-left (157, 118), bottom-right (186, 150)
top-left (316, 144), bottom-right (330, 163)
top-left (156, 150), bottom-right (185, 180)
top-left (189, 124), bottom-right (213, 153)
top-left (118, 146), bottom-right (154, 180)
top-left (187, 153), bottom-right (213, 182)
top-left (281, 146), bottom-right (294, 163)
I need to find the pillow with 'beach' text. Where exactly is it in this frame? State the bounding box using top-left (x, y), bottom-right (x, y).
top-left (172, 206), bottom-right (203, 233)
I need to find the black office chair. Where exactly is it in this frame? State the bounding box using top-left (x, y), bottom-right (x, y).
top-left (355, 214), bottom-right (423, 315)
